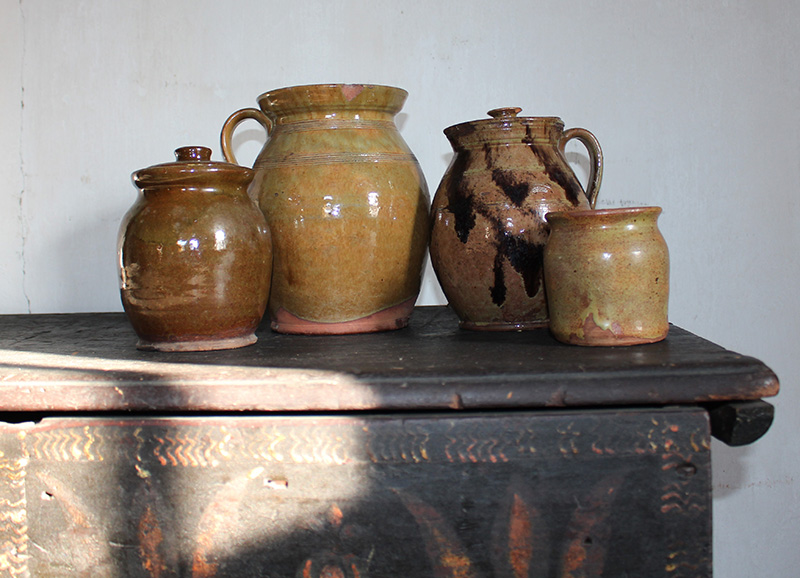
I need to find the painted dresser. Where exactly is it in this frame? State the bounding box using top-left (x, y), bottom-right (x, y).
top-left (0, 306), bottom-right (778, 577)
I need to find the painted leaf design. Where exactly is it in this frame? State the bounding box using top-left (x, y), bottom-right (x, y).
top-left (192, 469), bottom-right (260, 578)
top-left (35, 470), bottom-right (113, 576)
top-left (491, 476), bottom-right (548, 578)
top-left (559, 474), bottom-right (623, 578)
top-left (394, 489), bottom-right (478, 578)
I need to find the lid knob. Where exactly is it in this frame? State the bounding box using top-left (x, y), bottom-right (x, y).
top-left (174, 146), bottom-right (212, 162)
top-left (487, 107), bottom-right (522, 119)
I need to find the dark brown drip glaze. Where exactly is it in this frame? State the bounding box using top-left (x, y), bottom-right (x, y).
top-left (443, 149), bottom-right (545, 306)
top-left (468, 201), bottom-right (543, 307)
top-left (523, 126), bottom-right (583, 206)
top-left (488, 227), bottom-right (543, 306)
top-left (490, 169), bottom-right (530, 207)
top-left (443, 150), bottom-right (476, 244)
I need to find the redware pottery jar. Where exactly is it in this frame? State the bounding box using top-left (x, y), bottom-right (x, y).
top-left (430, 107), bottom-right (603, 330)
top-left (118, 146), bottom-right (273, 351)
top-left (543, 206), bottom-right (669, 346)
top-left (220, 83), bottom-right (430, 335)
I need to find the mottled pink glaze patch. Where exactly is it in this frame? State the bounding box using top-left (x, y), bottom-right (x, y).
top-left (341, 84), bottom-right (364, 101)
top-left (271, 297), bottom-right (415, 335)
top-left (580, 314), bottom-right (617, 340)
top-left (568, 313), bottom-right (667, 346)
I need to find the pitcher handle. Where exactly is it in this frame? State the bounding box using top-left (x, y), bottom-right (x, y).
top-left (220, 108), bottom-right (273, 166)
top-left (559, 128), bottom-right (603, 209)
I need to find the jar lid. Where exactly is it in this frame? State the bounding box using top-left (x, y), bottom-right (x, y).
top-left (132, 146), bottom-right (255, 189)
top-left (443, 108), bottom-right (564, 148)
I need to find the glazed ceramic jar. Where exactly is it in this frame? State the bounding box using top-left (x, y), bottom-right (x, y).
top-left (221, 84), bottom-right (430, 335)
top-left (430, 108), bottom-right (603, 330)
top-left (118, 146), bottom-right (273, 351)
top-left (543, 206), bottom-right (669, 346)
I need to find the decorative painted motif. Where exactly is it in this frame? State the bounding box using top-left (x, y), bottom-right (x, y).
top-left (0, 455), bottom-right (27, 577)
top-left (0, 411), bottom-right (710, 577)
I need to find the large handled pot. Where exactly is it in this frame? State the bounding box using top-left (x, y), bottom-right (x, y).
top-left (221, 84), bottom-right (430, 335)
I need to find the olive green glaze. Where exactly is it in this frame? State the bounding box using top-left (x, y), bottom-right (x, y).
top-left (221, 84), bottom-right (430, 335)
top-left (118, 146), bottom-right (273, 351)
top-left (430, 108), bottom-right (603, 330)
top-left (543, 206), bottom-right (669, 346)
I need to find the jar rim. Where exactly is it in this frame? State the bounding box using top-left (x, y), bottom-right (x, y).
top-left (256, 83), bottom-right (408, 117)
top-left (546, 206), bottom-right (662, 223)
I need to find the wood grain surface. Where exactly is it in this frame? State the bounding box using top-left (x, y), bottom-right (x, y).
top-left (0, 306), bottom-right (779, 413)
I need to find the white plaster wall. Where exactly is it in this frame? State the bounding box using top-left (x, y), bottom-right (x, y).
top-left (0, 0), bottom-right (25, 310)
top-left (1, 0), bottom-right (798, 575)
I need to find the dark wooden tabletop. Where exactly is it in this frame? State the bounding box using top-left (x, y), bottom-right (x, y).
top-left (0, 306), bottom-right (779, 414)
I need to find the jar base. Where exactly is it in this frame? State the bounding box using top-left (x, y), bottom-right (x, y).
top-left (271, 298), bottom-right (416, 335)
top-left (136, 333), bottom-right (257, 352)
top-left (551, 330), bottom-right (669, 347)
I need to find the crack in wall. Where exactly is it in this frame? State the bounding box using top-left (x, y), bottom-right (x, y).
top-left (18, 0), bottom-right (31, 313)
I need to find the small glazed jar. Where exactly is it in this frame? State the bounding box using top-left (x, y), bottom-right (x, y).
top-left (118, 146), bottom-right (272, 351)
top-left (543, 206), bottom-right (669, 346)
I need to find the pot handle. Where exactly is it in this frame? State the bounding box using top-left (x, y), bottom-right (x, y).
top-left (220, 108), bottom-right (273, 166)
top-left (559, 128), bottom-right (603, 209)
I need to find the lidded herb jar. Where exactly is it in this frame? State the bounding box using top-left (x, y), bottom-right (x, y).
top-left (118, 146), bottom-right (272, 351)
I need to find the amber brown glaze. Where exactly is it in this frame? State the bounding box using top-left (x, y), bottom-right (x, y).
top-left (221, 84), bottom-right (430, 335)
top-left (430, 109), bottom-right (602, 330)
top-left (118, 146), bottom-right (272, 351)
